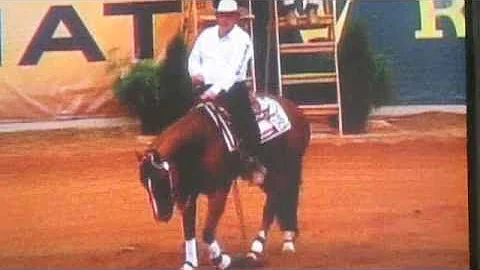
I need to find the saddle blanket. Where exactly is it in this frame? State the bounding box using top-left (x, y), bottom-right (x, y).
top-left (197, 96), bottom-right (292, 152)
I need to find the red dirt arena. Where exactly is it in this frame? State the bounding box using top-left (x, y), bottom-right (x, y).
top-left (0, 112), bottom-right (469, 268)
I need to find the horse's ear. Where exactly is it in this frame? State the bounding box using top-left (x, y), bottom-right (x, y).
top-left (135, 135), bottom-right (156, 162)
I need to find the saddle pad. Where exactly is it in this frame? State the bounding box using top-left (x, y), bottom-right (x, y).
top-left (197, 97), bottom-right (292, 152)
top-left (253, 96), bottom-right (292, 144)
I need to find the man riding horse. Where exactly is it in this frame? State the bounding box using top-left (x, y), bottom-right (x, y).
top-left (188, 0), bottom-right (267, 184)
top-left (135, 1), bottom-right (311, 268)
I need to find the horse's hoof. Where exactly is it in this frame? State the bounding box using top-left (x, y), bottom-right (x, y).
top-left (282, 241), bottom-right (295, 253)
top-left (180, 261), bottom-right (196, 270)
top-left (230, 255), bottom-right (264, 269)
top-left (212, 254), bottom-right (231, 270)
top-left (246, 251), bottom-right (258, 261)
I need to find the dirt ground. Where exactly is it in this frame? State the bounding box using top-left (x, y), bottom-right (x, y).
top-left (0, 112), bottom-right (469, 268)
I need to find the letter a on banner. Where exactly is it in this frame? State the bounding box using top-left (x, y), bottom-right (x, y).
top-left (19, 5), bottom-right (105, 65)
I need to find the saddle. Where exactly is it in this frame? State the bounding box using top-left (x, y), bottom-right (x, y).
top-left (196, 96), bottom-right (291, 152)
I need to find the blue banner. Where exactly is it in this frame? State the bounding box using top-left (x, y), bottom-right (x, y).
top-left (353, 0), bottom-right (466, 105)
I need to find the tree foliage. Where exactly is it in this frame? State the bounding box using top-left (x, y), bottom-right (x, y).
top-left (113, 35), bottom-right (194, 135)
top-left (337, 20), bottom-right (392, 133)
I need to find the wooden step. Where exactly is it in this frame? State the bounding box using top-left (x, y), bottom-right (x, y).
top-left (199, 14), bottom-right (255, 24)
top-left (278, 14), bottom-right (333, 30)
top-left (198, 14), bottom-right (255, 31)
top-left (282, 72), bottom-right (337, 85)
top-left (299, 104), bottom-right (339, 116)
top-left (280, 41), bottom-right (334, 54)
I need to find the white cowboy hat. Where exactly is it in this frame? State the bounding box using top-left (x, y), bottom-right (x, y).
top-left (216, 0), bottom-right (239, 13)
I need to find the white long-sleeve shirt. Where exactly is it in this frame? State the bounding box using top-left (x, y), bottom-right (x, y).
top-left (188, 24), bottom-right (253, 95)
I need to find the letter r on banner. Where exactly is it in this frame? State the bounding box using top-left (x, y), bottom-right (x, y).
top-left (415, 0), bottom-right (465, 39)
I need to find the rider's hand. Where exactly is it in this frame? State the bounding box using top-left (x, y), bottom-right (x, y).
top-left (200, 88), bottom-right (216, 100)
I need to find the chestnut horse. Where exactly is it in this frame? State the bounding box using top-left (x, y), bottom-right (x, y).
top-left (138, 95), bottom-right (310, 269)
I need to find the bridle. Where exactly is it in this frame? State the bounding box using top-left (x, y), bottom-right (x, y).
top-left (143, 150), bottom-right (194, 211)
top-left (146, 152), bottom-right (175, 201)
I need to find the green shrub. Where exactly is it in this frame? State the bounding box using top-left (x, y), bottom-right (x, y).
top-left (337, 20), bottom-right (392, 134)
top-left (114, 60), bottom-right (163, 114)
top-left (113, 35), bottom-right (194, 135)
top-left (371, 54), bottom-right (392, 107)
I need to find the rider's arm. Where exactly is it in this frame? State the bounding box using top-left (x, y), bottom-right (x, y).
top-left (188, 32), bottom-right (205, 80)
top-left (209, 29), bottom-right (253, 95)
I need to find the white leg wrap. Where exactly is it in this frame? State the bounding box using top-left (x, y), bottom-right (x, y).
top-left (208, 241), bottom-right (221, 260)
top-left (282, 231), bottom-right (296, 252)
top-left (185, 239), bottom-right (198, 267)
top-left (217, 254), bottom-right (231, 270)
top-left (250, 239), bottom-right (264, 254)
top-left (247, 231), bottom-right (266, 260)
top-left (282, 241), bottom-right (295, 252)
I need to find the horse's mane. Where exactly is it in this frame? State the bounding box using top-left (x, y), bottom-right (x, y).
top-left (152, 107), bottom-right (213, 161)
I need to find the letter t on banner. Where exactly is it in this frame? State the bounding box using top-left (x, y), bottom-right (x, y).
top-left (104, 1), bottom-right (182, 60)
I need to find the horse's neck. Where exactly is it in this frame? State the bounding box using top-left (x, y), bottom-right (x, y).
top-left (154, 109), bottom-right (210, 160)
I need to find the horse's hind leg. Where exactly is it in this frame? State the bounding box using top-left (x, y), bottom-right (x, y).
top-left (203, 187), bottom-right (232, 269)
top-left (278, 182), bottom-right (300, 252)
top-left (277, 156), bottom-right (302, 252)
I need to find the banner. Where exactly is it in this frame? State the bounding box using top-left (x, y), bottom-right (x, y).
top-left (281, 0), bottom-right (465, 106)
top-left (0, 0), bottom-right (467, 123)
top-left (0, 0), bottom-right (183, 122)
top-left (353, 0), bottom-right (466, 105)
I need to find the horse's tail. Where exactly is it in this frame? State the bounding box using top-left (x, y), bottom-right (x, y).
top-left (300, 112), bottom-right (311, 157)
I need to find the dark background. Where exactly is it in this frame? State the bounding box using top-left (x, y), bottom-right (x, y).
top-left (467, 1), bottom-right (479, 269)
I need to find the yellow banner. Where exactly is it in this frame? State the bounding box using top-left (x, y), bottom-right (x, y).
top-left (0, 0), bottom-right (183, 122)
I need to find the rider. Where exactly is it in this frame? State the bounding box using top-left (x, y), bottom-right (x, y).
top-left (188, 0), bottom-right (266, 183)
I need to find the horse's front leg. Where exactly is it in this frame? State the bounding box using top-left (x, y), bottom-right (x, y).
top-left (203, 187), bottom-right (231, 269)
top-left (246, 188), bottom-right (275, 261)
top-left (181, 197), bottom-right (198, 270)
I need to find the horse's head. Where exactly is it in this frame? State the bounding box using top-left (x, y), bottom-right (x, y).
top-left (138, 149), bottom-right (176, 222)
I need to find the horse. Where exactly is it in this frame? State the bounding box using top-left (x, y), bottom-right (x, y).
top-left (137, 93), bottom-right (310, 269)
